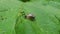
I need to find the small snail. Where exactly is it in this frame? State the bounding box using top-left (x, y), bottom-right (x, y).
top-left (25, 14), bottom-right (35, 21)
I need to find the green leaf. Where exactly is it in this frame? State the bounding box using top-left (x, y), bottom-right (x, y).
top-left (0, 0), bottom-right (22, 34)
top-left (15, 1), bottom-right (60, 34)
top-left (0, 0), bottom-right (60, 34)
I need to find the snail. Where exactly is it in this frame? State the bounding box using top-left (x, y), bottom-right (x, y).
top-left (25, 14), bottom-right (35, 21)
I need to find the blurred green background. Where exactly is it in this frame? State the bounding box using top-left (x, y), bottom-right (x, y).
top-left (0, 0), bottom-right (60, 34)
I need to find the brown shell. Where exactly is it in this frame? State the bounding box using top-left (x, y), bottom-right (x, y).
top-left (25, 14), bottom-right (35, 21)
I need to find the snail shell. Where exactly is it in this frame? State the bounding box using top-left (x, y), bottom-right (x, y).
top-left (25, 14), bottom-right (35, 21)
